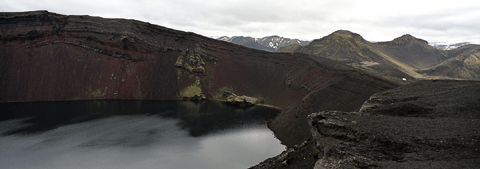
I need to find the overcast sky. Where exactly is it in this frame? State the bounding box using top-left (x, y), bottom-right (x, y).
top-left (3, 0), bottom-right (479, 44)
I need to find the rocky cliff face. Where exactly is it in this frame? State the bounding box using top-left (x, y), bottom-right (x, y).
top-left (0, 11), bottom-right (397, 147)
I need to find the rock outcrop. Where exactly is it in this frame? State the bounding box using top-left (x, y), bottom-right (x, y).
top-left (222, 91), bottom-right (259, 106)
top-left (174, 49), bottom-right (209, 75)
top-left (190, 92), bottom-right (206, 101)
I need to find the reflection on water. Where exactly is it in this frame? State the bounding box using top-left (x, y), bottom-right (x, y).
top-left (0, 100), bottom-right (285, 169)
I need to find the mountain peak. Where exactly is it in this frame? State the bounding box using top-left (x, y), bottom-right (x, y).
top-left (332, 30), bottom-right (355, 35)
top-left (389, 34), bottom-right (428, 45)
top-left (293, 30), bottom-right (375, 63)
top-left (311, 30), bottom-right (367, 44)
top-left (397, 34), bottom-right (417, 41)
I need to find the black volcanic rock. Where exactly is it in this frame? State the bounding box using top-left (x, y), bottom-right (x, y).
top-left (252, 80), bottom-right (480, 169)
top-left (309, 80), bottom-right (480, 168)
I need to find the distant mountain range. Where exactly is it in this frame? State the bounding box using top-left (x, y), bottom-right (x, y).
top-left (215, 35), bottom-right (310, 52)
top-left (277, 30), bottom-right (480, 80)
top-left (428, 42), bottom-right (472, 50)
top-left (215, 32), bottom-right (479, 80)
top-left (217, 36), bottom-right (473, 52)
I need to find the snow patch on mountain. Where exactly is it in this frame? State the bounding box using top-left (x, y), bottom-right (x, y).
top-left (217, 35), bottom-right (310, 52)
top-left (429, 42), bottom-right (471, 50)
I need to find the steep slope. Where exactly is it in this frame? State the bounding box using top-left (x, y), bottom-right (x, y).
top-left (217, 35), bottom-right (309, 52)
top-left (417, 45), bottom-right (480, 79)
top-left (0, 11), bottom-right (397, 147)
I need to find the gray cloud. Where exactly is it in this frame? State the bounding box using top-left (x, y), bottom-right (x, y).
top-left (3, 0), bottom-right (479, 44)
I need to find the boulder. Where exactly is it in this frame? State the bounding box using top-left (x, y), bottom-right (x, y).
top-left (190, 93), bottom-right (206, 101)
top-left (222, 91), bottom-right (259, 106)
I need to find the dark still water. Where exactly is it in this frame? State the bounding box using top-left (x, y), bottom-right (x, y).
top-left (0, 100), bottom-right (285, 169)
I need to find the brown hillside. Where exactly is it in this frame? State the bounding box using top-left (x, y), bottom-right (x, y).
top-left (417, 45), bottom-right (480, 79)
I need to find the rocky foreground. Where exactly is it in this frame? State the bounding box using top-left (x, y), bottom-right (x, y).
top-left (252, 80), bottom-right (480, 169)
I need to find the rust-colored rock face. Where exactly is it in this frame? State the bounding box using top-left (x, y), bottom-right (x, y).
top-left (1, 11), bottom-right (398, 146)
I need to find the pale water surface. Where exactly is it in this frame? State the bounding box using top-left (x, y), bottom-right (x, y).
top-left (0, 100), bottom-right (285, 169)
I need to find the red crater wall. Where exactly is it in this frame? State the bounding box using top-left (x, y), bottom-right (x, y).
top-left (0, 11), bottom-right (398, 146)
